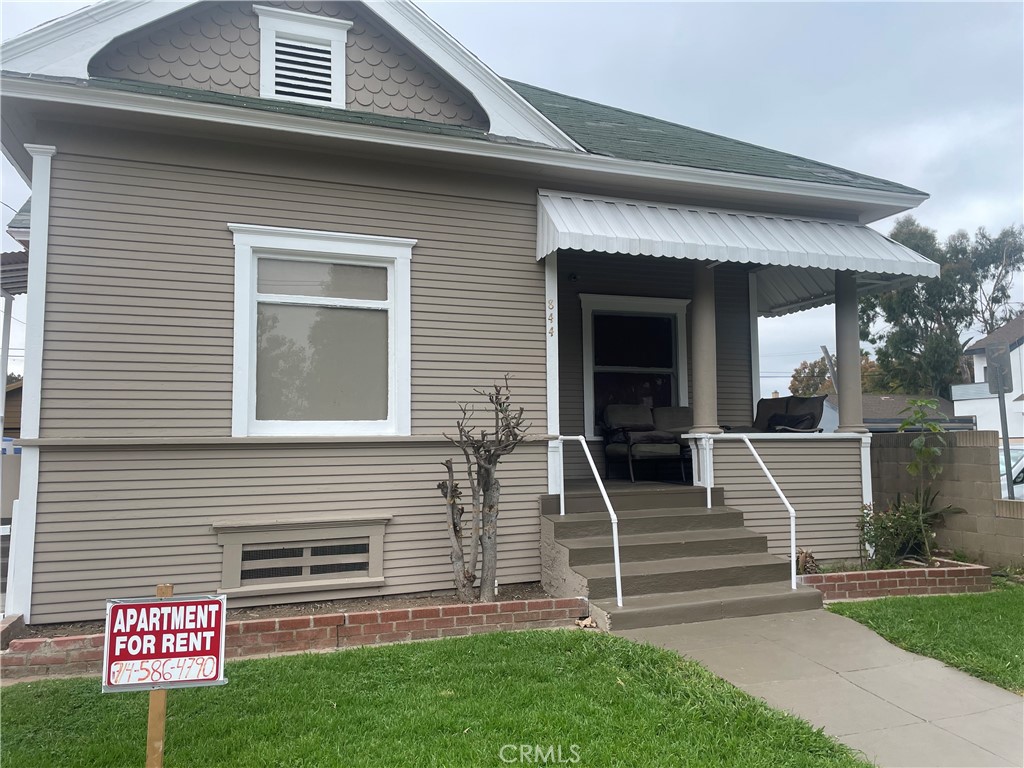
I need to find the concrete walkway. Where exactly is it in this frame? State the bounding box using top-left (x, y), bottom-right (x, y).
top-left (617, 610), bottom-right (1023, 768)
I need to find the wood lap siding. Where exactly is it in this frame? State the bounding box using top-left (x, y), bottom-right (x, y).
top-left (31, 444), bottom-right (546, 622)
top-left (39, 131), bottom-right (545, 437)
top-left (30, 126), bottom-right (548, 622)
top-left (714, 440), bottom-right (863, 559)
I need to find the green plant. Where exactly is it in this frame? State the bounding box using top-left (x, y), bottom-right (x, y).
top-left (895, 398), bottom-right (961, 562)
top-left (860, 496), bottom-right (930, 568)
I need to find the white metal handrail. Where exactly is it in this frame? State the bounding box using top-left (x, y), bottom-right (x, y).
top-left (556, 436), bottom-right (624, 608)
top-left (689, 433), bottom-right (798, 590)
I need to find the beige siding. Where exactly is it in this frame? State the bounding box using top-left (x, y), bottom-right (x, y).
top-left (39, 123), bottom-right (544, 437)
top-left (28, 123), bottom-right (548, 621)
top-left (714, 438), bottom-right (864, 559)
top-left (556, 251), bottom-right (753, 480)
top-left (88, 1), bottom-right (488, 129)
top-left (31, 443), bottom-right (546, 622)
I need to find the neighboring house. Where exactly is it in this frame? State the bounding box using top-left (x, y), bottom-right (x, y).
top-left (822, 393), bottom-right (971, 433)
top-left (0, 1), bottom-right (939, 624)
top-left (952, 319), bottom-right (1024, 444)
top-left (3, 381), bottom-right (22, 439)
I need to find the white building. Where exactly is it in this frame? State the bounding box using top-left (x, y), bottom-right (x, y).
top-left (952, 319), bottom-right (1024, 444)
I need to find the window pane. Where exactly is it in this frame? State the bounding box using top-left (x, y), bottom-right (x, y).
top-left (594, 372), bottom-right (673, 425)
top-left (258, 259), bottom-right (388, 301)
top-left (256, 303), bottom-right (388, 421)
top-left (594, 314), bottom-right (674, 368)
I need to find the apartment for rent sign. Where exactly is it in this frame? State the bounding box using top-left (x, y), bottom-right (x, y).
top-left (103, 595), bottom-right (227, 692)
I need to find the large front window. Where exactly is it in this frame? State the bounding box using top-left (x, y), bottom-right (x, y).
top-left (581, 294), bottom-right (689, 437)
top-left (230, 225), bottom-right (414, 436)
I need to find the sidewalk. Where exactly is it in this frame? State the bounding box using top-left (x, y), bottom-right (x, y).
top-left (617, 610), bottom-right (1023, 768)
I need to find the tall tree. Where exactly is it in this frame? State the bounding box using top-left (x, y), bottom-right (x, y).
top-left (789, 351), bottom-right (883, 396)
top-left (860, 217), bottom-right (1024, 400)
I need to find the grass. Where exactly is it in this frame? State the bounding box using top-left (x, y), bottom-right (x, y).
top-left (829, 578), bottom-right (1024, 693)
top-left (1, 630), bottom-right (869, 768)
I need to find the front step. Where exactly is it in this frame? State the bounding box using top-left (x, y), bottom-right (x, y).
top-left (547, 507), bottom-right (744, 539)
top-left (540, 486), bottom-right (724, 515)
top-left (578, 553), bottom-right (791, 599)
top-left (563, 528), bottom-right (767, 566)
top-left (591, 582), bottom-right (823, 631)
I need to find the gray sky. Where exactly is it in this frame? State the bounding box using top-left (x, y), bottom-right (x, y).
top-left (2, 1), bottom-right (1022, 394)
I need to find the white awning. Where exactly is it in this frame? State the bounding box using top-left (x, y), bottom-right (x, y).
top-left (537, 190), bottom-right (939, 316)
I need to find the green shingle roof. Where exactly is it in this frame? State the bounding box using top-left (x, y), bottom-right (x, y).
top-left (3, 71), bottom-right (924, 198)
top-left (506, 79), bottom-right (925, 196)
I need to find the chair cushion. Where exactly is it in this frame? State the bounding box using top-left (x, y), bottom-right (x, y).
top-left (652, 406), bottom-right (693, 432)
top-left (605, 443), bottom-right (629, 458)
top-left (603, 405), bottom-right (655, 431)
top-left (631, 443), bottom-right (682, 458)
top-left (767, 412), bottom-right (816, 432)
top-left (627, 429), bottom-right (677, 445)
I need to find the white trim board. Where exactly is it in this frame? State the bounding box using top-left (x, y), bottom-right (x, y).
top-left (0, 0), bottom-right (578, 150)
top-left (229, 223), bottom-right (414, 438)
top-left (580, 294), bottom-right (690, 438)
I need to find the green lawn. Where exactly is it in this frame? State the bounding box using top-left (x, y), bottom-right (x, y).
top-left (1, 630), bottom-right (869, 768)
top-left (829, 579), bottom-right (1024, 693)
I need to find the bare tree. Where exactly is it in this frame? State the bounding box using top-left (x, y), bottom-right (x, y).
top-left (437, 377), bottom-right (529, 603)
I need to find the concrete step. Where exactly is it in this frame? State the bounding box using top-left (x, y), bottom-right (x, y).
top-left (592, 581), bottom-right (823, 630)
top-left (563, 528), bottom-right (768, 566)
top-left (577, 553), bottom-right (791, 599)
top-left (547, 507), bottom-right (745, 539)
top-left (540, 486), bottom-right (724, 515)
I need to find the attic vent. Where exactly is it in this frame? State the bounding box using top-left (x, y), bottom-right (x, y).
top-left (274, 38), bottom-right (333, 102)
top-left (255, 5), bottom-right (353, 108)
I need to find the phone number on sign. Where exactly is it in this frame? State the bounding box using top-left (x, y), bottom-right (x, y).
top-left (109, 656), bottom-right (218, 685)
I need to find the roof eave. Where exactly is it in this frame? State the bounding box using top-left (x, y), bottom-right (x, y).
top-left (0, 73), bottom-right (929, 223)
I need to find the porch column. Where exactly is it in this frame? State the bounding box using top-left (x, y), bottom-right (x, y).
top-left (689, 263), bottom-right (721, 433)
top-left (835, 270), bottom-right (866, 433)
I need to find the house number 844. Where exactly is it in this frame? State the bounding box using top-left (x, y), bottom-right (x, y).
top-left (548, 300), bottom-right (556, 336)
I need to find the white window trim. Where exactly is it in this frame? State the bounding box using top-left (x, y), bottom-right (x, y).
top-left (254, 5), bottom-right (352, 108)
top-left (581, 294), bottom-right (690, 439)
top-left (229, 224), bottom-right (414, 438)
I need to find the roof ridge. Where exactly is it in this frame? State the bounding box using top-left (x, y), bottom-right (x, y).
top-left (504, 78), bottom-right (925, 196)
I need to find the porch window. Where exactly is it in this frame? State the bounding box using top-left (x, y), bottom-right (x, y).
top-left (229, 224), bottom-right (414, 437)
top-left (581, 294), bottom-right (689, 437)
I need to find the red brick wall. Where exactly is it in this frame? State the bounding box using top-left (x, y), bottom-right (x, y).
top-left (800, 560), bottom-right (991, 601)
top-left (1, 597), bottom-right (588, 681)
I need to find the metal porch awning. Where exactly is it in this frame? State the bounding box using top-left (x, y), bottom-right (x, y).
top-left (536, 190), bottom-right (939, 317)
top-left (1, 251), bottom-right (28, 296)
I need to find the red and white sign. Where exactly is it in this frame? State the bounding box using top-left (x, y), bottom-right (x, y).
top-left (102, 595), bottom-right (228, 692)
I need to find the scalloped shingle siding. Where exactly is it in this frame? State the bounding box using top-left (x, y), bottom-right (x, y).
top-left (89, 1), bottom-right (488, 129)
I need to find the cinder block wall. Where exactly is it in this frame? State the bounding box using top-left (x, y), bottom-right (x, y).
top-left (871, 431), bottom-right (1024, 568)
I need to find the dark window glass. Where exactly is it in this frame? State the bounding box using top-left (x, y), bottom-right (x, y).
top-left (594, 314), bottom-right (674, 368)
top-left (594, 372), bottom-right (673, 426)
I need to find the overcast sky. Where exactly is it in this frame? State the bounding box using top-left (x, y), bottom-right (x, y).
top-left (2, 1), bottom-right (1022, 395)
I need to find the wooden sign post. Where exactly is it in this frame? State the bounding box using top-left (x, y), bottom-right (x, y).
top-left (102, 584), bottom-right (228, 767)
top-left (146, 583), bottom-right (173, 768)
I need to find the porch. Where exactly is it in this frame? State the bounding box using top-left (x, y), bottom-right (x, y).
top-left (535, 191), bottom-right (936, 624)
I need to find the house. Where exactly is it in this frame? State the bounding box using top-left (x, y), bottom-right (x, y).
top-left (0, 1), bottom-right (939, 625)
top-left (821, 393), bottom-right (971, 433)
top-left (952, 319), bottom-right (1024, 444)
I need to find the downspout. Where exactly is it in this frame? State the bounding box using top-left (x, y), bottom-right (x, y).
top-left (5, 144), bottom-right (56, 622)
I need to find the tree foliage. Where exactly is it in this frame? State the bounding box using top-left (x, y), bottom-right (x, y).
top-left (860, 217), bottom-right (1024, 399)
top-left (789, 351), bottom-right (883, 396)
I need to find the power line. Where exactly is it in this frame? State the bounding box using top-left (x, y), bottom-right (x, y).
top-left (1, 201), bottom-right (19, 215)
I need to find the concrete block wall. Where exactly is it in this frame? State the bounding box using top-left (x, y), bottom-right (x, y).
top-left (871, 431), bottom-right (1024, 568)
